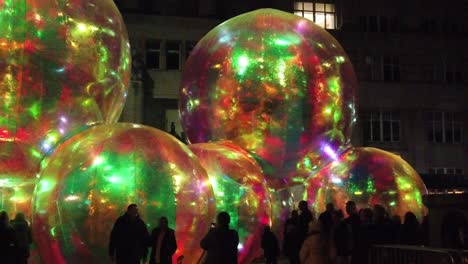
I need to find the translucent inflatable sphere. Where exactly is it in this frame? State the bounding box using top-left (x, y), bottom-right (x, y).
top-left (305, 147), bottom-right (428, 220)
top-left (180, 9), bottom-right (357, 188)
top-left (32, 124), bottom-right (214, 264)
top-left (269, 185), bottom-right (305, 242)
top-left (0, 142), bottom-right (39, 218)
top-left (0, 1), bottom-right (130, 162)
top-left (189, 141), bottom-right (271, 264)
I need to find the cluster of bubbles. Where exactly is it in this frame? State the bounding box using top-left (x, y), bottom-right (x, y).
top-left (0, 4), bottom-right (427, 264)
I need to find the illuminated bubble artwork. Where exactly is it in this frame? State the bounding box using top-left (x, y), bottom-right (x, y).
top-left (305, 147), bottom-right (428, 220)
top-left (0, 142), bottom-right (38, 218)
top-left (189, 141), bottom-right (271, 264)
top-left (269, 185), bottom-right (305, 242)
top-left (180, 8), bottom-right (357, 188)
top-left (32, 123), bottom-right (214, 264)
top-left (0, 0), bottom-right (130, 164)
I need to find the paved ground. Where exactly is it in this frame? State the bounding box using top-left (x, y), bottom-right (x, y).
top-left (252, 257), bottom-right (290, 263)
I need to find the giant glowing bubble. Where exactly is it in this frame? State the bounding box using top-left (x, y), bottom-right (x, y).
top-left (189, 141), bottom-right (271, 264)
top-left (0, 142), bottom-right (38, 218)
top-left (180, 9), bottom-right (357, 188)
top-left (0, 0), bottom-right (130, 165)
top-left (305, 147), bottom-right (428, 220)
top-left (269, 184), bottom-right (305, 243)
top-left (32, 123), bottom-right (214, 264)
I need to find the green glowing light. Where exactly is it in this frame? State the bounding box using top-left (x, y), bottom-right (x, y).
top-left (274, 38), bottom-right (290, 46)
top-left (327, 77), bottom-right (341, 94)
top-left (31, 149), bottom-right (41, 158)
top-left (106, 175), bottom-right (122, 183)
top-left (28, 102), bottom-right (41, 119)
top-left (335, 56), bottom-right (345, 64)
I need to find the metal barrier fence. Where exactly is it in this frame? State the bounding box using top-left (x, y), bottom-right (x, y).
top-left (370, 245), bottom-right (468, 264)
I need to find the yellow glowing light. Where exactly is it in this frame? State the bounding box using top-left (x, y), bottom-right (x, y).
top-left (64, 195), bottom-right (80, 201)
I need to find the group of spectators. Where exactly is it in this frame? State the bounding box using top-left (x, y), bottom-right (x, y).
top-left (0, 201), bottom-right (430, 264)
top-left (109, 204), bottom-right (240, 264)
top-left (261, 200), bottom-right (428, 264)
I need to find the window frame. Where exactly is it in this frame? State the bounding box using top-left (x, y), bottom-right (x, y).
top-left (363, 110), bottom-right (401, 143)
top-left (425, 111), bottom-right (463, 143)
top-left (145, 39), bottom-right (161, 69)
top-left (166, 41), bottom-right (181, 70)
top-left (294, 1), bottom-right (337, 29)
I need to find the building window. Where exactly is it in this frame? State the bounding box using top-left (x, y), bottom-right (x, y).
top-left (383, 56), bottom-right (400, 82)
top-left (360, 16), bottom-right (398, 32)
top-left (365, 56), bottom-right (400, 82)
top-left (422, 18), bottom-right (438, 33)
top-left (362, 110), bottom-right (401, 142)
top-left (429, 168), bottom-right (464, 175)
top-left (425, 112), bottom-right (463, 143)
top-left (294, 2), bottom-right (336, 29)
top-left (433, 62), bottom-right (463, 83)
top-left (146, 39), bottom-right (160, 69)
top-left (166, 41), bottom-right (181, 70)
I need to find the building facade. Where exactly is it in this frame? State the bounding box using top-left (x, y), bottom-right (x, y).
top-left (115, 0), bottom-right (468, 181)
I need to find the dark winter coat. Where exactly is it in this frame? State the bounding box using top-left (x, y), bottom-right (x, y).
top-left (261, 230), bottom-right (280, 260)
top-left (200, 227), bottom-right (239, 264)
top-left (149, 227), bottom-right (177, 264)
top-left (0, 225), bottom-right (18, 264)
top-left (109, 214), bottom-right (149, 264)
top-left (10, 219), bottom-right (32, 258)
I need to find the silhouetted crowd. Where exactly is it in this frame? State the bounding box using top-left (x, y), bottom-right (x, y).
top-left (0, 201), bottom-right (434, 264)
top-left (260, 200), bottom-right (429, 264)
top-left (0, 211), bottom-right (32, 264)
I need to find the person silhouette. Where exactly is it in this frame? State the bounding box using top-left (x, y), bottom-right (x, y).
top-left (10, 213), bottom-right (32, 264)
top-left (200, 212), bottom-right (239, 264)
top-left (261, 225), bottom-right (279, 264)
top-left (148, 217), bottom-right (177, 264)
top-left (109, 204), bottom-right (149, 264)
top-left (0, 211), bottom-right (17, 264)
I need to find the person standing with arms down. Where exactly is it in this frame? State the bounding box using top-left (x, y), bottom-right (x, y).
top-left (10, 213), bottom-right (32, 264)
top-left (0, 211), bottom-right (17, 264)
top-left (283, 210), bottom-right (301, 264)
top-left (200, 212), bottom-right (239, 264)
top-left (298, 201), bottom-right (313, 241)
top-left (148, 217), bottom-right (177, 264)
top-left (261, 225), bottom-right (279, 264)
top-left (109, 204), bottom-right (150, 264)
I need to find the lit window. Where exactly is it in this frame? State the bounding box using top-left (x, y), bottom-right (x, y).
top-left (425, 111), bottom-right (463, 143)
top-left (294, 2), bottom-right (336, 29)
top-left (362, 110), bottom-right (401, 142)
top-left (146, 39), bottom-right (160, 69)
